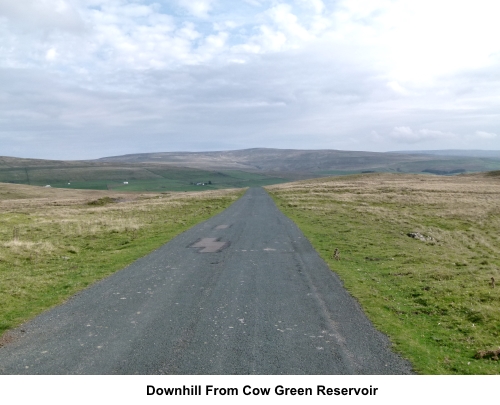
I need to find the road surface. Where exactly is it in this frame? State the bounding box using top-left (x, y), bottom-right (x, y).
top-left (0, 188), bottom-right (412, 374)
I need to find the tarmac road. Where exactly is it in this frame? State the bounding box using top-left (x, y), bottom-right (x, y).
top-left (0, 188), bottom-right (413, 374)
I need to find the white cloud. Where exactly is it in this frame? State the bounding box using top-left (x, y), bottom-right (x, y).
top-left (2, 0), bottom-right (500, 158)
top-left (267, 4), bottom-right (313, 43)
top-left (389, 127), bottom-right (455, 144)
top-left (45, 48), bottom-right (58, 61)
top-left (243, 0), bottom-right (263, 6)
top-left (213, 20), bottom-right (238, 31)
top-left (177, 0), bottom-right (215, 19)
top-left (296, 0), bottom-right (325, 14)
top-left (475, 131), bottom-right (497, 139)
top-left (0, 0), bottom-right (85, 32)
top-left (387, 81), bottom-right (409, 95)
top-left (390, 126), bottom-right (413, 141)
top-left (197, 31), bottom-right (228, 61)
top-left (231, 3), bottom-right (318, 55)
top-left (333, 0), bottom-right (500, 83)
top-left (234, 25), bottom-right (287, 54)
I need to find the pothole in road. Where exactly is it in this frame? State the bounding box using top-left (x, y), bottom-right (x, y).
top-left (214, 224), bottom-right (230, 230)
top-left (188, 238), bottom-right (230, 253)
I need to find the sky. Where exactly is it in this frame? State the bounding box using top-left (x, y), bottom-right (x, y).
top-left (1, 0), bottom-right (500, 159)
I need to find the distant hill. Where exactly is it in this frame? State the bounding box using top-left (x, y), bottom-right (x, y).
top-left (393, 150), bottom-right (500, 159)
top-left (97, 148), bottom-right (500, 175)
top-left (2, 148), bottom-right (500, 191)
top-left (96, 148), bottom-right (430, 172)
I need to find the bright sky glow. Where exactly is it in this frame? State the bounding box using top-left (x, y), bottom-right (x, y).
top-left (1, 0), bottom-right (499, 159)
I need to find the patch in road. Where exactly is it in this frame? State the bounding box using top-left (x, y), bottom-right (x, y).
top-left (189, 237), bottom-right (230, 253)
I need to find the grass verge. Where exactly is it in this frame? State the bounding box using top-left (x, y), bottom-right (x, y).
top-left (267, 173), bottom-right (500, 374)
top-left (0, 183), bottom-right (243, 338)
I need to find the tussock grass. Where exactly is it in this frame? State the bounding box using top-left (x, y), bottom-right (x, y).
top-left (267, 173), bottom-right (500, 374)
top-left (0, 183), bottom-right (243, 337)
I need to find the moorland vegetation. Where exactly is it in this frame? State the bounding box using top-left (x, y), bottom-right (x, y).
top-left (0, 183), bottom-right (243, 339)
top-left (267, 173), bottom-right (500, 374)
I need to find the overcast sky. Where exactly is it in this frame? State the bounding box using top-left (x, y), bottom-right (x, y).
top-left (1, 0), bottom-right (500, 159)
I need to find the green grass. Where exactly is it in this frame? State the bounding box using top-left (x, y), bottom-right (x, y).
top-left (388, 158), bottom-right (500, 174)
top-left (0, 187), bottom-right (244, 337)
top-left (314, 158), bottom-right (500, 177)
top-left (0, 164), bottom-right (289, 191)
top-left (267, 173), bottom-right (500, 374)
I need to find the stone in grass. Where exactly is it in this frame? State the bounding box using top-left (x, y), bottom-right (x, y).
top-left (87, 197), bottom-right (117, 206)
top-left (474, 348), bottom-right (500, 361)
top-left (407, 232), bottom-right (434, 242)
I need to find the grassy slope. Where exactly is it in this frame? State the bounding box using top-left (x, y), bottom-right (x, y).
top-left (4, 152), bottom-right (500, 194)
top-left (315, 157), bottom-right (500, 177)
top-left (0, 184), bottom-right (244, 337)
top-left (388, 157), bottom-right (500, 174)
top-left (267, 173), bottom-right (500, 375)
top-left (0, 161), bottom-right (288, 191)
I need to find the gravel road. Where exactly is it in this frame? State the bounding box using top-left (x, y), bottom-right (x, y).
top-left (0, 188), bottom-right (413, 374)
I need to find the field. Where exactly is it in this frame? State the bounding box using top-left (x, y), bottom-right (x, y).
top-left (0, 159), bottom-right (289, 192)
top-left (4, 151), bottom-right (500, 195)
top-left (267, 172), bottom-right (500, 374)
top-left (0, 183), bottom-right (243, 338)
